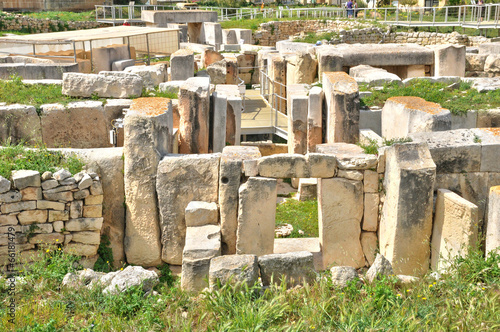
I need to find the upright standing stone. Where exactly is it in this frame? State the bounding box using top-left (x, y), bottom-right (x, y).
top-left (178, 77), bottom-right (211, 154)
top-left (287, 92), bottom-right (308, 155)
top-left (486, 186), bottom-right (500, 255)
top-left (211, 91), bottom-right (227, 153)
top-left (317, 48), bottom-right (343, 79)
top-left (430, 44), bottom-right (466, 77)
top-left (380, 143), bottom-right (436, 276)
top-left (286, 53), bottom-right (318, 85)
top-left (431, 189), bottom-right (478, 271)
top-left (269, 54), bottom-right (287, 114)
top-left (318, 177), bottom-right (365, 269)
top-left (215, 84), bottom-right (242, 146)
top-left (308, 87), bottom-right (323, 153)
top-left (157, 154), bottom-right (220, 265)
top-left (219, 146), bottom-right (261, 255)
top-left (123, 100), bottom-right (173, 267)
top-left (170, 49), bottom-right (195, 81)
top-left (236, 177), bottom-right (277, 256)
top-left (322, 72), bottom-right (360, 144)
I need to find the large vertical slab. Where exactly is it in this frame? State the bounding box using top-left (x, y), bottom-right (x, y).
top-left (380, 143), bottom-right (436, 276)
top-left (215, 84), bottom-right (242, 147)
top-left (269, 54), bottom-right (287, 114)
top-left (170, 49), bottom-right (194, 81)
top-left (318, 177), bottom-right (365, 269)
top-left (287, 87), bottom-right (308, 155)
top-left (219, 146), bottom-right (262, 255)
top-left (322, 72), bottom-right (360, 144)
top-left (430, 44), bottom-right (466, 77)
top-left (211, 91), bottom-right (227, 153)
top-left (157, 154), bottom-right (220, 265)
top-left (123, 100), bottom-right (173, 267)
top-left (178, 77), bottom-right (211, 154)
top-left (236, 177), bottom-right (277, 256)
top-left (431, 189), bottom-right (478, 272)
top-left (486, 186), bottom-right (500, 255)
top-left (307, 87), bottom-right (323, 153)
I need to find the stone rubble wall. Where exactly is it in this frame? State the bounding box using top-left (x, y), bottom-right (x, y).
top-left (0, 12), bottom-right (103, 34)
top-left (0, 169), bottom-right (103, 269)
top-left (253, 19), bottom-right (490, 47)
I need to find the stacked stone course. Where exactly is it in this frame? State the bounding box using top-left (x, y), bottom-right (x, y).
top-left (0, 12), bottom-right (103, 34)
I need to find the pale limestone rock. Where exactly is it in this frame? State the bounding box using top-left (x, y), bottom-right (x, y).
top-left (207, 60), bottom-right (227, 84)
top-left (170, 49), bottom-right (195, 81)
top-left (102, 266), bottom-right (159, 295)
top-left (0, 191), bottom-right (22, 203)
top-left (20, 223), bottom-right (52, 234)
top-left (380, 143), bottom-right (436, 276)
top-left (181, 225), bottom-right (221, 292)
top-left (53, 221), bottom-right (64, 232)
top-left (307, 153), bottom-right (337, 178)
top-left (29, 233), bottom-right (64, 244)
top-left (287, 93), bottom-right (308, 155)
top-left (66, 243), bottom-right (99, 257)
top-left (318, 177), bottom-right (365, 269)
top-left (258, 251), bottom-right (315, 288)
top-left (78, 174), bottom-right (93, 190)
top-left (363, 193), bottom-right (379, 232)
top-left (486, 186), bottom-right (500, 255)
top-left (364, 170), bottom-right (379, 193)
top-left (316, 143), bottom-right (378, 170)
top-left (48, 210), bottom-right (69, 222)
top-left (349, 65), bottom-right (402, 87)
top-left (298, 178), bottom-right (317, 201)
top-left (365, 254), bottom-right (394, 283)
top-left (209, 254), bottom-right (259, 289)
top-left (17, 210), bottom-right (48, 225)
top-left (12, 170), bottom-right (40, 189)
top-left (65, 218), bottom-right (103, 232)
top-left (41, 180), bottom-right (58, 190)
top-left (85, 195), bottom-right (103, 205)
top-left (1, 201), bottom-right (36, 214)
top-left (0, 104), bottom-right (42, 145)
top-left (307, 87), bottom-right (324, 153)
top-left (73, 190), bottom-right (89, 200)
top-left (43, 191), bottom-right (73, 202)
top-left (337, 170), bottom-right (363, 181)
top-left (236, 177), bottom-right (277, 256)
top-left (257, 154), bottom-right (309, 178)
top-left (83, 205), bottom-right (102, 218)
top-left (20, 187), bottom-right (41, 200)
top-left (70, 200), bottom-right (83, 219)
top-left (62, 72), bottom-right (143, 98)
top-left (0, 176), bottom-right (11, 193)
top-left (71, 231), bottom-right (101, 245)
top-left (157, 154), bottom-right (220, 265)
top-left (287, 53), bottom-right (317, 85)
top-left (397, 275), bottom-right (420, 284)
top-left (185, 201), bottom-right (218, 227)
top-left (0, 215), bottom-right (18, 226)
top-left (123, 64), bottom-right (167, 89)
top-left (53, 169), bottom-right (71, 181)
top-left (484, 54), bottom-right (500, 73)
top-left (361, 232), bottom-right (378, 266)
top-left (330, 266), bottom-right (359, 287)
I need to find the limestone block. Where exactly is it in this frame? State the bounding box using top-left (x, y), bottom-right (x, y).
top-left (181, 224), bottom-right (221, 292)
top-left (102, 265), bottom-right (159, 294)
top-left (477, 109), bottom-right (500, 128)
top-left (337, 170), bottom-right (363, 181)
top-left (257, 154), bottom-right (309, 178)
top-left (53, 221), bottom-right (64, 232)
top-left (0, 176), bottom-right (10, 193)
top-left (48, 210), bottom-right (69, 222)
top-left (222, 29), bottom-right (237, 44)
top-left (269, 54), bottom-right (287, 114)
top-left (42, 179), bottom-right (58, 190)
top-left (65, 218), bottom-right (103, 232)
top-left (232, 29), bottom-right (253, 44)
top-left (71, 231), bottom-right (101, 245)
top-left (83, 205), bottom-right (102, 218)
top-left (62, 72), bottom-right (143, 99)
top-left (20, 187), bottom-right (41, 201)
top-left (431, 189), bottom-right (478, 272)
top-left (215, 84), bottom-right (242, 146)
top-left (484, 55), bottom-right (500, 74)
top-left (472, 128), bottom-right (500, 172)
top-left (70, 200), bottom-right (83, 219)
top-left (123, 64), bottom-right (167, 89)
top-left (170, 49), bottom-right (194, 81)
top-left (287, 94), bottom-right (308, 155)
top-left (382, 97), bottom-right (451, 140)
top-left (202, 49), bottom-right (224, 68)
top-left (90, 181), bottom-right (103, 196)
top-left (85, 195), bottom-right (103, 206)
top-left (12, 170), bottom-right (40, 190)
top-left (364, 170), bottom-right (379, 193)
top-left (209, 254), bottom-right (259, 289)
top-left (78, 174), bottom-right (92, 190)
top-left (0, 191), bottom-right (22, 203)
top-left (0, 104), bottom-right (42, 145)
top-left (330, 266), bottom-right (359, 287)
top-left (178, 77), bottom-right (211, 154)
top-left (185, 201), bottom-right (218, 227)
top-left (365, 254), bottom-right (394, 283)
top-left (363, 193), bottom-right (379, 232)
top-left (298, 178), bottom-right (317, 201)
top-left (322, 72), bottom-right (360, 144)
top-left (451, 111), bottom-right (477, 130)
top-left (21, 223), bottom-right (52, 234)
top-left (66, 243), bottom-right (99, 257)
top-left (258, 251), bottom-right (315, 288)
top-left (91, 44), bottom-right (131, 73)
top-left (286, 53), bottom-right (317, 85)
top-left (316, 143), bottom-right (378, 170)
top-left (201, 22), bottom-right (222, 46)
top-left (318, 177), bottom-right (365, 269)
top-left (486, 186), bottom-right (500, 255)
top-left (0, 215), bottom-right (18, 226)
top-left (361, 232), bottom-right (378, 266)
top-left (307, 153), bottom-right (337, 178)
top-left (380, 143), bottom-right (436, 276)
top-left (317, 48), bottom-right (343, 78)
top-left (29, 233), bottom-right (64, 244)
top-left (37, 200), bottom-right (65, 211)
top-left (466, 54), bottom-right (487, 72)
top-left (1, 201), bottom-right (36, 214)
top-left (17, 210), bottom-right (48, 225)
top-left (430, 44), bottom-right (466, 77)
top-left (43, 191), bottom-right (73, 202)
top-left (236, 177), bottom-right (277, 256)
top-left (124, 104), bottom-right (172, 267)
top-left (74, 189), bottom-right (89, 200)
top-left (219, 146), bottom-right (261, 255)
top-left (40, 101), bottom-right (109, 148)
top-left (212, 91), bottom-right (228, 153)
top-left (157, 154), bottom-right (220, 265)
top-left (349, 65), bottom-right (402, 87)
top-left (111, 59), bottom-right (135, 71)
top-left (307, 87), bottom-right (324, 153)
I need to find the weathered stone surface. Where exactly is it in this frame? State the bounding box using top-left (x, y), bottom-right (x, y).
top-left (298, 178), bottom-right (317, 201)
top-left (29, 232), bottom-right (64, 244)
top-left (322, 72), bottom-right (360, 144)
top-left (337, 170), bottom-right (363, 181)
top-left (20, 223), bottom-right (52, 234)
top-left (0, 176), bottom-right (11, 193)
top-left (102, 265), bottom-right (159, 295)
top-left (73, 189), bottom-right (89, 200)
top-left (62, 268), bottom-right (105, 289)
top-left (20, 187), bottom-right (42, 201)
top-left (78, 173), bottom-right (93, 190)
top-left (316, 143), bottom-right (378, 170)
top-left (288, 93), bottom-right (308, 155)
top-left (71, 231), bottom-right (101, 245)
top-left (431, 189), bottom-right (478, 271)
top-left (473, 128), bottom-right (500, 173)
top-left (211, 91), bottom-right (227, 153)
top-left (157, 154), bottom-right (220, 265)
top-left (318, 177), bottom-right (365, 269)
top-left (484, 54), bottom-right (500, 74)
top-left (258, 251), bottom-right (315, 288)
top-left (466, 54), bottom-right (487, 72)
top-left (365, 254), bottom-right (394, 283)
top-left (44, 184), bottom-right (77, 194)
top-left (361, 232), bottom-right (378, 266)
top-left (181, 224), bottom-right (221, 292)
top-left (486, 186), bottom-right (500, 255)
top-left (17, 210), bottom-right (48, 225)
top-left (317, 48), bottom-right (343, 78)
top-left (124, 104), bottom-right (172, 267)
top-left (185, 201), bottom-right (218, 227)
top-left (430, 44), bottom-right (466, 77)
top-left (0, 214), bottom-right (18, 226)
top-left (65, 218), bottom-right (103, 232)
top-left (364, 170), bottom-right (379, 193)
top-left (207, 59), bottom-right (227, 84)
top-left (83, 205), bottom-right (102, 218)
top-left (40, 101), bottom-right (109, 148)
top-left (215, 84), bottom-right (242, 146)
top-left (201, 49), bottom-right (224, 67)
top-left (1, 201), bottom-right (36, 214)
top-left (380, 143), bottom-right (436, 276)
top-left (209, 254), bottom-right (259, 289)
top-left (307, 87), bottom-right (324, 153)
top-left (477, 109), bottom-right (500, 128)
top-left (124, 64), bottom-right (167, 89)
top-left (70, 200), bottom-right (83, 219)
top-left (350, 65), bottom-right (402, 87)
top-left (85, 195), bottom-right (103, 206)
top-left (330, 266), bottom-right (359, 287)
top-left (41, 179), bottom-right (58, 190)
top-left (307, 153), bottom-right (337, 178)
top-left (0, 104), bottom-right (42, 145)
top-left (0, 191), bottom-right (22, 203)
top-left (53, 220), bottom-right (64, 232)
top-left (170, 49), bottom-right (195, 81)
top-left (12, 170), bottom-right (40, 190)
top-left (178, 77), bottom-right (211, 154)
top-left (236, 177), bottom-right (277, 256)
top-left (62, 72), bottom-right (143, 98)
top-left (219, 146), bottom-right (261, 255)
top-left (48, 210), bottom-right (69, 222)
top-left (258, 154), bottom-right (309, 178)
top-left (66, 243), bottom-right (99, 257)
top-left (363, 193), bottom-right (379, 232)
top-left (382, 97), bottom-right (451, 140)
top-left (287, 53), bottom-right (317, 85)
top-left (43, 191), bottom-right (73, 202)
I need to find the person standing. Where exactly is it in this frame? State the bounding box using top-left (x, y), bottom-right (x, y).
top-left (346, 0), bottom-right (354, 18)
top-left (353, 0), bottom-right (359, 18)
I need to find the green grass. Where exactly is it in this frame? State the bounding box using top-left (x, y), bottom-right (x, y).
top-left (0, 144), bottom-right (84, 179)
top-left (275, 199), bottom-right (318, 238)
top-left (1, 246), bottom-right (499, 331)
top-left (361, 79), bottom-right (500, 116)
top-left (23, 11), bottom-right (95, 22)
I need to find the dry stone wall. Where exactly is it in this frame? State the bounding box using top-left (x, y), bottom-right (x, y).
top-left (0, 12), bottom-right (103, 34)
top-left (0, 169), bottom-right (103, 269)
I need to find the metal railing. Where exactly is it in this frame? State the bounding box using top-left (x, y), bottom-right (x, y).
top-left (96, 4), bottom-right (500, 29)
top-left (259, 68), bottom-right (288, 139)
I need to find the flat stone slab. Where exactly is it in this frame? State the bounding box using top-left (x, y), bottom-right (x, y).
top-left (274, 237), bottom-right (323, 271)
top-left (258, 251), bottom-right (316, 288)
top-left (316, 143), bottom-right (377, 170)
top-left (142, 10), bottom-right (218, 25)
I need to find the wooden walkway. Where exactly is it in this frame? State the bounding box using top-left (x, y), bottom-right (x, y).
top-left (241, 89), bottom-right (288, 139)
